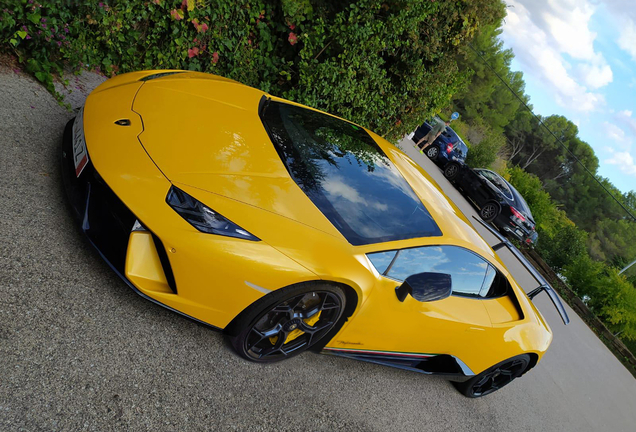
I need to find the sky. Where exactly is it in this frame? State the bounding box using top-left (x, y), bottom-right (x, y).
top-left (500, 0), bottom-right (636, 194)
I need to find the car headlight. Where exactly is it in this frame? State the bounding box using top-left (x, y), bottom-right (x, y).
top-left (166, 186), bottom-right (260, 241)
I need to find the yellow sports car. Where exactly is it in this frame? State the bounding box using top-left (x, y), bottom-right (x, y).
top-left (61, 70), bottom-right (569, 397)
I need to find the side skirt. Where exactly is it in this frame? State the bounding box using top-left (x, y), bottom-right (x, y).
top-left (322, 347), bottom-right (474, 381)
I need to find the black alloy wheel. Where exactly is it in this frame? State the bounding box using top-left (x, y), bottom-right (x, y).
top-left (480, 202), bottom-right (500, 223)
top-left (425, 146), bottom-right (439, 159)
top-left (228, 284), bottom-right (346, 363)
top-left (443, 163), bottom-right (460, 180)
top-left (452, 354), bottom-right (531, 398)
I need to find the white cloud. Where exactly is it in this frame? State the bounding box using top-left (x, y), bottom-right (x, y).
top-left (604, 122), bottom-right (628, 142)
top-left (576, 61), bottom-right (613, 89)
top-left (603, 122), bottom-right (633, 153)
top-left (603, 0), bottom-right (636, 60)
top-left (605, 150), bottom-right (636, 176)
top-left (618, 21), bottom-right (636, 59)
top-left (541, 1), bottom-right (597, 60)
top-left (617, 110), bottom-right (636, 136)
top-left (501, 0), bottom-right (612, 112)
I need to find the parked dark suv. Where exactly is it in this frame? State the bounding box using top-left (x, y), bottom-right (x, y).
top-left (445, 166), bottom-right (538, 245)
top-left (412, 118), bottom-right (469, 169)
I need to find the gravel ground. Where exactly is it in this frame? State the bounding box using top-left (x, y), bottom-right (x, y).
top-left (1, 67), bottom-right (636, 431)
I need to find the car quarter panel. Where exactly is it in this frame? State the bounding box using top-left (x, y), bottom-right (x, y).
top-left (324, 270), bottom-right (552, 374)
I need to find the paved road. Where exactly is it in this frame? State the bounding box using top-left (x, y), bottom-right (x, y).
top-left (2, 69), bottom-right (636, 431)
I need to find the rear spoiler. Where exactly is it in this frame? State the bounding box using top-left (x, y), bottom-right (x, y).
top-left (472, 216), bottom-right (570, 325)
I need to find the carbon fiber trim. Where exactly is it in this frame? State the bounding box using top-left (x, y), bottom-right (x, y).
top-left (322, 347), bottom-right (474, 379)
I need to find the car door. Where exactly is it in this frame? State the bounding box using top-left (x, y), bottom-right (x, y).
top-left (328, 245), bottom-right (495, 364)
top-left (469, 169), bottom-right (502, 206)
top-left (455, 169), bottom-right (490, 206)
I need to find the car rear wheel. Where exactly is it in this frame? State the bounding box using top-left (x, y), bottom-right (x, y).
top-left (452, 354), bottom-right (531, 398)
top-left (227, 283), bottom-right (346, 363)
top-left (443, 163), bottom-right (460, 180)
top-left (480, 202), bottom-right (500, 223)
top-left (425, 146), bottom-right (439, 159)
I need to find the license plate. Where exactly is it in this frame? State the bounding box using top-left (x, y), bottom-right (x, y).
top-left (72, 107), bottom-right (89, 178)
top-left (515, 229), bottom-right (523, 237)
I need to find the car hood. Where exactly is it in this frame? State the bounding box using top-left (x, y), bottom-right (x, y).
top-left (132, 73), bottom-right (346, 238)
top-left (132, 72), bottom-right (497, 257)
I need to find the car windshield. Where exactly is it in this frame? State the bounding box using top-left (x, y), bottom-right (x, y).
top-left (261, 100), bottom-right (442, 245)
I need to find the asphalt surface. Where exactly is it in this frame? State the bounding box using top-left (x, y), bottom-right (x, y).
top-left (1, 68), bottom-right (636, 432)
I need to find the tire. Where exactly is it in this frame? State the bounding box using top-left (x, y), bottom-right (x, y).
top-left (425, 146), bottom-right (439, 160)
top-left (227, 283), bottom-right (346, 363)
top-left (479, 201), bottom-right (500, 223)
top-left (443, 163), bottom-right (460, 180)
top-left (452, 354), bottom-right (531, 398)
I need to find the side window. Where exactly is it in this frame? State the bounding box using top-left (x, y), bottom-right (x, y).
top-left (479, 170), bottom-right (496, 183)
top-left (367, 251), bottom-right (397, 275)
top-left (377, 246), bottom-right (504, 298)
top-left (480, 171), bottom-right (512, 199)
top-left (492, 173), bottom-right (513, 198)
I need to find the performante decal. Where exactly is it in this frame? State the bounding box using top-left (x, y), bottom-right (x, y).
top-left (335, 340), bottom-right (364, 346)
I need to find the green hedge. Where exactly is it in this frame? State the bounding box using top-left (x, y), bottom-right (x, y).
top-left (564, 254), bottom-right (636, 341)
top-left (507, 167), bottom-right (636, 342)
top-left (1, 0), bottom-right (505, 139)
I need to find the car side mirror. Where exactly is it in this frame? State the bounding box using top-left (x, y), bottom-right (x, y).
top-left (395, 272), bottom-right (452, 302)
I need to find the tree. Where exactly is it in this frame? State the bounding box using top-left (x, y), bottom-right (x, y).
top-left (588, 219), bottom-right (636, 263)
top-left (464, 120), bottom-right (506, 169)
top-left (623, 191), bottom-right (636, 214)
top-left (507, 167), bottom-right (587, 269)
top-left (551, 174), bottom-right (625, 233)
top-left (452, 25), bottom-right (528, 131)
top-left (1, 0), bottom-right (507, 140)
top-left (284, 0), bottom-right (507, 141)
top-left (564, 255), bottom-right (636, 341)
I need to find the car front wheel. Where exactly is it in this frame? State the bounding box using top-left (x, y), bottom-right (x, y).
top-left (443, 163), bottom-right (460, 180)
top-left (425, 146), bottom-right (439, 159)
top-left (227, 283), bottom-right (346, 363)
top-left (452, 354), bottom-right (531, 398)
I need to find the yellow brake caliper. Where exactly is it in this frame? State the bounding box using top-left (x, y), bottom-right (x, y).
top-left (269, 311), bottom-right (322, 345)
